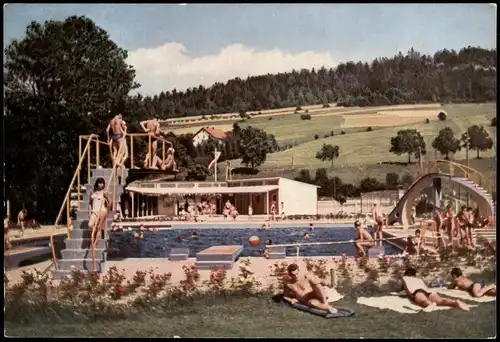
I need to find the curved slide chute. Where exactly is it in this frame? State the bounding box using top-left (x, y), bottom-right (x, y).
top-left (388, 173), bottom-right (494, 227)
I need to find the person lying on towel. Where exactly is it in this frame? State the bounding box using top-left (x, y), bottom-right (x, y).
top-left (402, 268), bottom-right (470, 312)
top-left (282, 263), bottom-right (338, 314)
top-left (450, 267), bottom-right (496, 298)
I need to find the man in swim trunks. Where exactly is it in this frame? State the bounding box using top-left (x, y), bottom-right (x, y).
top-left (455, 206), bottom-right (470, 247)
top-left (140, 118), bottom-right (164, 169)
top-left (371, 203), bottom-right (384, 246)
top-left (402, 268), bottom-right (469, 312)
top-left (444, 204), bottom-right (456, 249)
top-left (450, 267), bottom-right (496, 298)
top-left (17, 208), bottom-right (27, 236)
top-left (106, 113), bottom-right (127, 165)
top-left (353, 220), bottom-right (374, 257)
top-left (282, 263), bottom-right (338, 314)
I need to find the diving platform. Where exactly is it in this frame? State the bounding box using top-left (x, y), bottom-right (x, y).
top-left (194, 245), bottom-right (244, 270)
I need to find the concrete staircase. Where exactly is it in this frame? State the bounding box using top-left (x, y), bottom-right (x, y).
top-left (51, 168), bottom-right (128, 279)
top-left (455, 177), bottom-right (495, 213)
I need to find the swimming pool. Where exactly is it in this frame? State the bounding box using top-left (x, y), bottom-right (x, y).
top-left (107, 225), bottom-right (401, 258)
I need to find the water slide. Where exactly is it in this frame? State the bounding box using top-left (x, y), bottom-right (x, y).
top-left (388, 172), bottom-right (494, 227)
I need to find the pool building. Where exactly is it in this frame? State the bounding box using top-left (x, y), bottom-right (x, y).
top-left (124, 177), bottom-right (319, 218)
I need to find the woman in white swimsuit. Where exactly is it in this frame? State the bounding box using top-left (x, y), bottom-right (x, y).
top-left (88, 177), bottom-right (110, 245)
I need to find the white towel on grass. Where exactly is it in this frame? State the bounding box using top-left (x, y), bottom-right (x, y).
top-left (325, 287), bottom-right (344, 303)
top-left (433, 288), bottom-right (496, 303)
top-left (357, 295), bottom-right (477, 314)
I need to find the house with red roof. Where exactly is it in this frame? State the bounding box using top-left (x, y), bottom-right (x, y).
top-left (192, 126), bottom-right (230, 147)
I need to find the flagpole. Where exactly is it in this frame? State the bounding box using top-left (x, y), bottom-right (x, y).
top-left (214, 147), bottom-right (218, 182)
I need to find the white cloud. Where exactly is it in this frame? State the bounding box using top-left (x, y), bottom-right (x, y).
top-left (127, 42), bottom-right (338, 95)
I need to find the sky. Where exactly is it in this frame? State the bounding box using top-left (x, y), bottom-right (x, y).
top-left (4, 4), bottom-right (497, 95)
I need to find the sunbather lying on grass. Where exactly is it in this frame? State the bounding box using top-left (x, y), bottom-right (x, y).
top-left (402, 268), bottom-right (470, 312)
top-left (450, 267), bottom-right (496, 298)
top-left (282, 263), bottom-right (338, 314)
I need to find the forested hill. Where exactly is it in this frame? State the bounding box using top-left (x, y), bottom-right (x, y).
top-left (138, 46), bottom-right (497, 119)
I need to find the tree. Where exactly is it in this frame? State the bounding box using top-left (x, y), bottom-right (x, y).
top-left (360, 177), bottom-right (380, 193)
top-left (463, 125), bottom-right (494, 159)
top-left (315, 144), bottom-right (340, 169)
top-left (385, 172), bottom-right (400, 190)
top-left (389, 129), bottom-right (427, 164)
top-left (4, 16), bottom-right (138, 223)
top-left (437, 112), bottom-right (447, 121)
top-left (401, 174), bottom-right (415, 189)
top-left (431, 127), bottom-right (461, 160)
top-left (295, 169), bottom-right (313, 184)
top-left (238, 126), bottom-right (272, 169)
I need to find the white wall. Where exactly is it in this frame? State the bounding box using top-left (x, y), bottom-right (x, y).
top-left (279, 178), bottom-right (317, 215)
top-left (192, 130), bottom-right (210, 147)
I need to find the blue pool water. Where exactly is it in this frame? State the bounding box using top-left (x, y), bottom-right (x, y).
top-left (108, 226), bottom-right (401, 258)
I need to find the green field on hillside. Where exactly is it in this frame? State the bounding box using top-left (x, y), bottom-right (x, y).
top-left (260, 103), bottom-right (496, 169)
top-left (220, 103), bottom-right (496, 185)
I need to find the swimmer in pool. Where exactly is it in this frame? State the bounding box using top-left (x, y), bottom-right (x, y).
top-left (309, 223), bottom-right (314, 231)
top-left (191, 232), bottom-right (198, 239)
top-left (303, 233), bottom-right (310, 239)
top-left (265, 239), bottom-right (273, 245)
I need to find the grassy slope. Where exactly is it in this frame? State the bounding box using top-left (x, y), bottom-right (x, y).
top-left (5, 295), bottom-right (496, 338)
top-left (262, 103), bottom-right (496, 169)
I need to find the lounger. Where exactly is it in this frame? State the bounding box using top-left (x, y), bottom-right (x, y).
top-left (272, 294), bottom-right (355, 318)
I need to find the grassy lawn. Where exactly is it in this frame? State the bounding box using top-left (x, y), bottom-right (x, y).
top-left (5, 294), bottom-right (496, 338)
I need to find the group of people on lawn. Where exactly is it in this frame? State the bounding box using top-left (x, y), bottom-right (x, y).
top-left (281, 262), bottom-right (496, 314)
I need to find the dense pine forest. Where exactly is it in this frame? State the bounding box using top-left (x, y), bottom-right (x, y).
top-left (135, 46), bottom-right (497, 118)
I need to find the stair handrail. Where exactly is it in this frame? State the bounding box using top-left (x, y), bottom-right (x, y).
top-left (434, 159), bottom-right (494, 196)
top-left (90, 138), bottom-right (126, 273)
top-left (50, 134), bottom-right (98, 270)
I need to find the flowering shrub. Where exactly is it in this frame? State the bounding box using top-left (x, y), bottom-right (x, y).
top-left (204, 266), bottom-right (228, 295)
top-left (229, 259), bottom-right (262, 295)
top-left (4, 244), bottom-right (496, 321)
top-left (304, 258), bottom-right (329, 280)
top-left (268, 261), bottom-right (289, 291)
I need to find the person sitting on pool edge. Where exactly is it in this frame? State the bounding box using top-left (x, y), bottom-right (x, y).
top-left (282, 263), bottom-right (338, 314)
top-left (353, 220), bottom-right (374, 257)
top-left (402, 268), bottom-right (469, 312)
top-left (449, 267), bottom-right (496, 298)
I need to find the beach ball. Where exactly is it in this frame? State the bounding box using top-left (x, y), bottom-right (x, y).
top-left (248, 235), bottom-right (260, 247)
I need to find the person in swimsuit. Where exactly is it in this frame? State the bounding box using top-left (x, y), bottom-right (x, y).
top-left (353, 220), bottom-right (374, 257)
top-left (402, 268), bottom-right (469, 312)
top-left (270, 201), bottom-right (277, 221)
top-left (371, 203), bottom-right (384, 247)
top-left (282, 263), bottom-right (338, 314)
top-left (106, 113), bottom-right (127, 166)
top-left (444, 205), bottom-right (456, 249)
top-left (88, 177), bottom-right (111, 246)
top-left (17, 208), bottom-right (27, 236)
top-left (433, 206), bottom-right (446, 248)
top-left (455, 206), bottom-right (470, 247)
top-left (465, 207), bottom-right (475, 248)
top-left (450, 267), bottom-right (496, 298)
top-left (4, 215), bottom-right (11, 251)
top-left (140, 118), bottom-right (165, 169)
